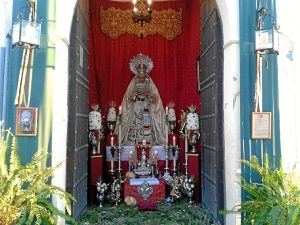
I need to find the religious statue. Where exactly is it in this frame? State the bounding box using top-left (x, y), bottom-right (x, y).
top-left (115, 53), bottom-right (167, 146)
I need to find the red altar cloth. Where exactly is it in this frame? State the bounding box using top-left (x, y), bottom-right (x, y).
top-left (124, 179), bottom-right (165, 204)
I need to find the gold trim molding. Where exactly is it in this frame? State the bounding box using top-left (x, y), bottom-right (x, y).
top-left (100, 6), bottom-right (182, 40)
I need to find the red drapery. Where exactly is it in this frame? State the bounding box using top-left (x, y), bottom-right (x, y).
top-left (88, 0), bottom-right (200, 119)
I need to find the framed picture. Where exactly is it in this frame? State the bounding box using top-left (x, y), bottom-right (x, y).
top-left (251, 112), bottom-right (272, 139)
top-left (196, 56), bottom-right (200, 93)
top-left (16, 107), bottom-right (38, 136)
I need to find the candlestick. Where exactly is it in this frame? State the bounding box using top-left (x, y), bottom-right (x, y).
top-left (173, 153), bottom-right (176, 171)
top-left (117, 146), bottom-right (122, 177)
top-left (165, 107), bottom-right (169, 146)
top-left (165, 146), bottom-right (169, 172)
top-left (118, 122), bottom-right (122, 147)
top-left (184, 128), bottom-right (188, 176)
top-left (111, 136), bottom-right (114, 146)
top-left (172, 135), bottom-right (176, 146)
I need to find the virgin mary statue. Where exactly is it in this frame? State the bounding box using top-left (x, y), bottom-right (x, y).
top-left (115, 53), bottom-right (167, 146)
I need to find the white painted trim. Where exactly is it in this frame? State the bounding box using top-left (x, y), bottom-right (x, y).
top-left (276, 0), bottom-right (300, 173)
top-left (216, 1), bottom-right (241, 225)
top-left (51, 1), bottom-right (77, 224)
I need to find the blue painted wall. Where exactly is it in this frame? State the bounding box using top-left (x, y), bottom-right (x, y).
top-left (0, 1), bottom-right (13, 126)
top-left (6, 0), bottom-right (55, 166)
top-left (239, 0), bottom-right (281, 199)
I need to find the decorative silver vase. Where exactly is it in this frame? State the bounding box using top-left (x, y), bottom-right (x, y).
top-left (107, 121), bottom-right (116, 135)
top-left (188, 131), bottom-right (200, 153)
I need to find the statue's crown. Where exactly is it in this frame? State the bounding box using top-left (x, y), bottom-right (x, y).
top-left (129, 53), bottom-right (154, 75)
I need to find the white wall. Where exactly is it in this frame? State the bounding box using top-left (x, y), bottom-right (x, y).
top-left (0, 0), bottom-right (12, 48)
top-left (0, 0), bottom-right (12, 124)
top-left (216, 0), bottom-right (241, 225)
top-left (51, 1), bottom-right (77, 224)
top-left (277, 1), bottom-right (300, 172)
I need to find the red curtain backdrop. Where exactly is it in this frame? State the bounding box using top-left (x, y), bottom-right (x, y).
top-left (88, 0), bottom-right (200, 119)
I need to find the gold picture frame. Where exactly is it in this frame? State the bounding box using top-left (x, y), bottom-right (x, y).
top-left (251, 112), bottom-right (272, 139)
top-left (16, 107), bottom-right (38, 136)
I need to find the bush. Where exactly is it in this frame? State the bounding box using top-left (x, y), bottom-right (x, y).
top-left (222, 155), bottom-right (300, 225)
top-left (0, 129), bottom-right (77, 225)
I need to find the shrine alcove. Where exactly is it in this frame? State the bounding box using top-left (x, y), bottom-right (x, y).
top-left (65, 0), bottom-right (225, 223)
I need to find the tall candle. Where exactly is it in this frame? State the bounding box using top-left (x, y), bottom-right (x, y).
top-left (129, 151), bottom-right (133, 171)
top-left (173, 155), bottom-right (176, 171)
top-left (119, 127), bottom-right (121, 147)
top-left (119, 106), bottom-right (122, 115)
top-left (173, 135), bottom-right (176, 146)
top-left (119, 121), bottom-right (121, 147)
top-left (111, 136), bottom-right (114, 146)
top-left (154, 150), bottom-right (158, 165)
top-left (111, 158), bottom-right (114, 171)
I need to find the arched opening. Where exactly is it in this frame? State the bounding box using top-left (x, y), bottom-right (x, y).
top-left (57, 0), bottom-right (241, 224)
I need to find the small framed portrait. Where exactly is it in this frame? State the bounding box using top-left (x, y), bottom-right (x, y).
top-left (196, 56), bottom-right (200, 93)
top-left (16, 107), bottom-right (38, 136)
top-left (251, 112), bottom-right (272, 139)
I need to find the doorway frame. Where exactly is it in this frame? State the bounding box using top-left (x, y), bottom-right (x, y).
top-left (51, 1), bottom-right (241, 224)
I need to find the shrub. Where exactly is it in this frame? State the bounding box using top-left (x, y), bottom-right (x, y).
top-left (222, 155), bottom-right (300, 225)
top-left (0, 129), bottom-right (77, 225)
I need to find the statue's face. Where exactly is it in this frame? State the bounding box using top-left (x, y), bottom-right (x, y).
top-left (136, 95), bottom-right (146, 102)
top-left (136, 64), bottom-right (146, 74)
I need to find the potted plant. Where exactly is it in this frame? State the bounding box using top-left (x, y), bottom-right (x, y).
top-left (221, 154), bottom-right (300, 225)
top-left (0, 128), bottom-right (77, 225)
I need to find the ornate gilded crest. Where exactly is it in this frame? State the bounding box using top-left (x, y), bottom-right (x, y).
top-left (100, 7), bottom-right (182, 40)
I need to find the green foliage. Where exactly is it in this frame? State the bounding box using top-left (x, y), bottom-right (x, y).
top-left (222, 155), bottom-right (300, 225)
top-left (0, 129), bottom-right (77, 225)
top-left (77, 200), bottom-right (221, 225)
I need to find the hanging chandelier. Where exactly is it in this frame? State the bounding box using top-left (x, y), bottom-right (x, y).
top-left (132, 0), bottom-right (152, 27)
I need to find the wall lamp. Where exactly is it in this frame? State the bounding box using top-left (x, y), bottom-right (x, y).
top-left (11, 0), bottom-right (42, 49)
top-left (255, 1), bottom-right (279, 54)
